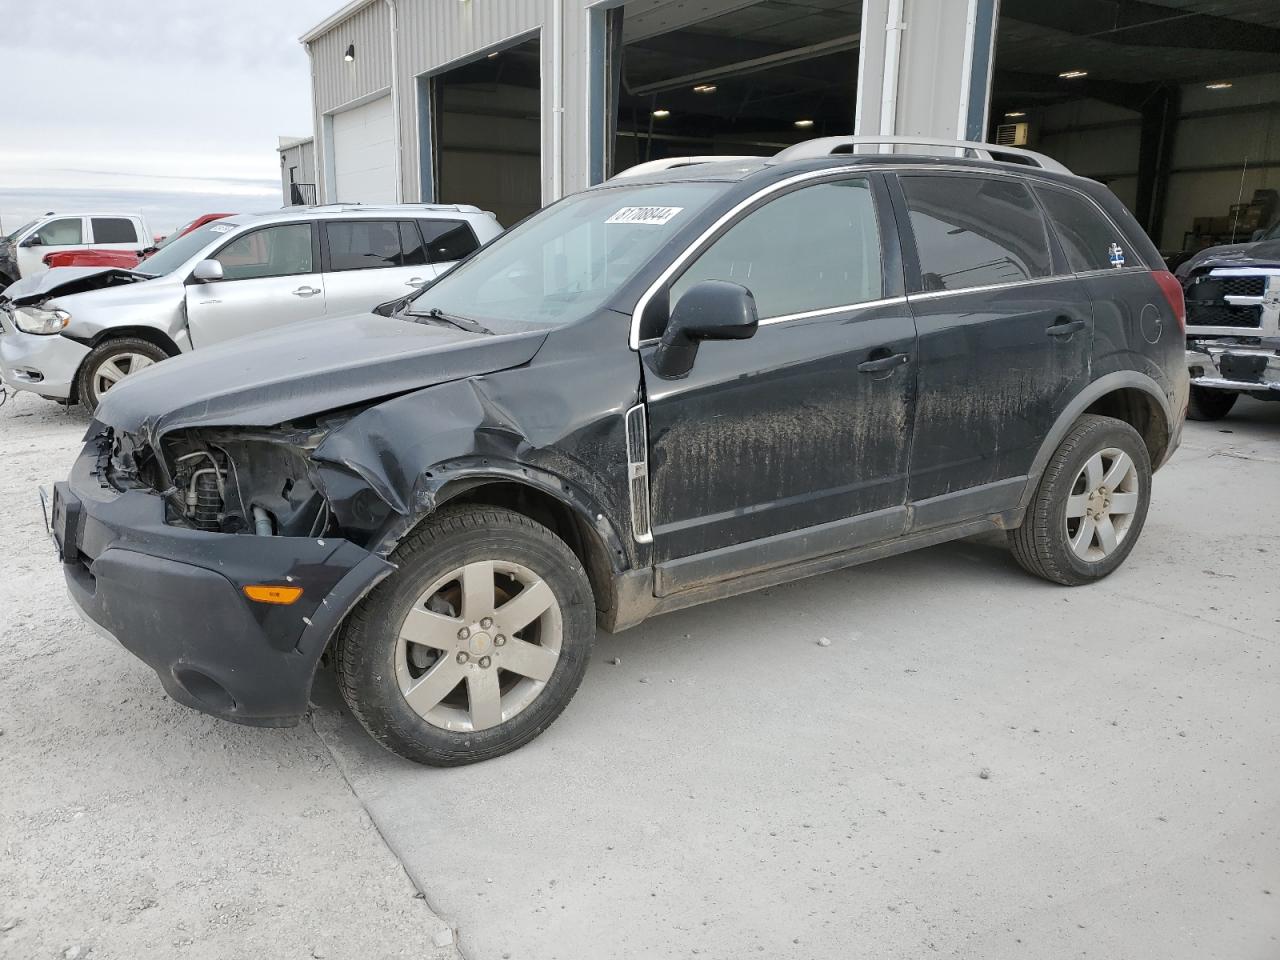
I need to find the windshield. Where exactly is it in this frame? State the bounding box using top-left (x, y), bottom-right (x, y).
top-left (134, 220), bottom-right (239, 277)
top-left (409, 181), bottom-right (722, 330)
top-left (4, 219), bottom-right (37, 242)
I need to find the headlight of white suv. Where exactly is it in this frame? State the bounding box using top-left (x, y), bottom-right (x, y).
top-left (14, 306), bottom-right (71, 335)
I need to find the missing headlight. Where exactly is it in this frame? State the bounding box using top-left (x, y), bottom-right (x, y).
top-left (161, 428), bottom-right (333, 537)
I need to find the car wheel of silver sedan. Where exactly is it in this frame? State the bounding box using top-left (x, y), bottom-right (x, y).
top-left (1008, 414), bottom-right (1152, 586)
top-left (76, 337), bottom-right (169, 413)
top-left (336, 505), bottom-right (595, 766)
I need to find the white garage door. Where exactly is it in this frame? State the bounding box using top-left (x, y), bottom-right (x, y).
top-left (330, 95), bottom-right (397, 203)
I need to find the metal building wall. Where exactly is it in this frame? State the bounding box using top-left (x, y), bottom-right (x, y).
top-left (304, 0), bottom-right (997, 208)
top-left (308, 0), bottom-right (393, 201)
top-left (310, 1), bottom-right (392, 113)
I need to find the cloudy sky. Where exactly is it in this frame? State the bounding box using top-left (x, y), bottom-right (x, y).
top-left (2, 0), bottom-right (336, 236)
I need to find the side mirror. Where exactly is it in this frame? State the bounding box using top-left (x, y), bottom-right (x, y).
top-left (651, 279), bottom-right (758, 379)
top-left (1251, 229), bottom-right (1266, 242)
top-left (191, 259), bottom-right (224, 282)
top-left (21, 235), bottom-right (42, 247)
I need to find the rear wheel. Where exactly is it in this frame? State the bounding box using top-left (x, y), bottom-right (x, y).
top-left (1187, 385), bottom-right (1237, 421)
top-left (335, 505), bottom-right (595, 766)
top-left (1008, 414), bottom-right (1152, 586)
top-left (76, 337), bottom-right (168, 413)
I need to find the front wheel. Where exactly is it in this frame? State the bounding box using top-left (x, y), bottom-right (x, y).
top-left (1008, 414), bottom-right (1152, 586)
top-left (76, 337), bottom-right (168, 413)
top-left (1187, 385), bottom-right (1237, 421)
top-left (335, 505), bottom-right (595, 766)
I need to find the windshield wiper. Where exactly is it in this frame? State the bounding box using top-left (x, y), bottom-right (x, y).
top-left (409, 306), bottom-right (493, 335)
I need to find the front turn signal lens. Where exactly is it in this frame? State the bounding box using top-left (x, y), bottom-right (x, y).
top-left (243, 584), bottom-right (304, 605)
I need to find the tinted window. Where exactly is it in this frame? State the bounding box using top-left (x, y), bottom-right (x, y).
top-left (34, 218), bottom-right (83, 246)
top-left (215, 224), bottom-right (313, 280)
top-left (399, 222), bottom-right (428, 267)
top-left (900, 176), bottom-right (1051, 291)
top-left (92, 217), bottom-right (138, 244)
top-left (670, 178), bottom-right (882, 320)
top-left (1036, 185), bottom-right (1128, 272)
top-left (420, 221), bottom-right (479, 263)
top-left (327, 220), bottom-right (409, 271)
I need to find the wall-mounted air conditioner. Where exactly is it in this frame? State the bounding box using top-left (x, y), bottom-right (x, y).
top-left (995, 122), bottom-right (1030, 147)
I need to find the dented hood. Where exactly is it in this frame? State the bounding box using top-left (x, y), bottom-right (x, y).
top-left (92, 312), bottom-right (548, 441)
top-left (2, 266), bottom-right (149, 304)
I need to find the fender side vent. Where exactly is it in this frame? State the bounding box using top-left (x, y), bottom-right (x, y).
top-left (624, 403), bottom-right (653, 544)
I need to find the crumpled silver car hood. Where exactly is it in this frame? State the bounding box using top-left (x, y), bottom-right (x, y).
top-left (2, 266), bottom-right (148, 305)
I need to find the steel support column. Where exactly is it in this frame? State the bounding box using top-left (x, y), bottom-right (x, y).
top-left (856, 0), bottom-right (1000, 142)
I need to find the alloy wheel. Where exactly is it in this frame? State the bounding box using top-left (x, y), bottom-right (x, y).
top-left (1064, 447), bottom-right (1140, 561)
top-left (91, 352), bottom-right (155, 402)
top-left (394, 560), bottom-right (563, 732)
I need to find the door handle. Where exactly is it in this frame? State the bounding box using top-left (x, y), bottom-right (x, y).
top-left (406, 277), bottom-right (425, 286)
top-left (857, 352), bottom-right (909, 374)
top-left (292, 286), bottom-right (321, 297)
top-left (1046, 317), bottom-right (1086, 337)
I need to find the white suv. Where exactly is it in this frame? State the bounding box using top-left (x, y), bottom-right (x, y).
top-left (0, 204), bottom-right (502, 411)
top-left (0, 212), bottom-right (152, 286)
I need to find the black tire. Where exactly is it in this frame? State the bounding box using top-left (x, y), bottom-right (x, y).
top-left (335, 505), bottom-right (595, 766)
top-left (75, 337), bottom-right (169, 413)
top-left (1186, 385), bottom-right (1237, 422)
top-left (1008, 414), bottom-right (1152, 586)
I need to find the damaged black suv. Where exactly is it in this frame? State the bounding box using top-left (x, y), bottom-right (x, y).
top-left (49, 140), bottom-right (1189, 765)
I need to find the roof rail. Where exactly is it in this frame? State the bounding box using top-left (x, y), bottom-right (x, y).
top-left (773, 136), bottom-right (1071, 174)
top-left (294, 202), bottom-right (482, 214)
top-left (609, 156), bottom-right (759, 181)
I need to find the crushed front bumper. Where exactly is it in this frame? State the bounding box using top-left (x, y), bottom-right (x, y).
top-left (53, 440), bottom-right (393, 726)
top-left (1185, 344), bottom-right (1280, 396)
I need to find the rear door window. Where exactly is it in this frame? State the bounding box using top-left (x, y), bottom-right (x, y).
top-left (326, 220), bottom-right (409, 271)
top-left (91, 217), bottom-right (139, 244)
top-left (670, 177), bottom-right (883, 319)
top-left (215, 223), bottom-right (314, 280)
top-left (899, 175), bottom-right (1052, 291)
top-left (1035, 185), bottom-right (1131, 272)
top-left (419, 221), bottom-right (479, 263)
top-left (33, 218), bottom-right (83, 245)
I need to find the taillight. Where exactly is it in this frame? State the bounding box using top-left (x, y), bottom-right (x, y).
top-left (1151, 270), bottom-right (1185, 333)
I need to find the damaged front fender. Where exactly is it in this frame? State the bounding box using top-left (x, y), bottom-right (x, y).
top-left (312, 374), bottom-right (633, 568)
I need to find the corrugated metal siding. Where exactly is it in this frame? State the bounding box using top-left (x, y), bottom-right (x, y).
top-left (305, 0), bottom-right (731, 205)
top-left (311, 0), bottom-right (392, 114)
top-left (395, 0), bottom-right (550, 202)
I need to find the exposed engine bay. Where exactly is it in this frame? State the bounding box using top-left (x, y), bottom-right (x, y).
top-left (104, 421), bottom-right (340, 540)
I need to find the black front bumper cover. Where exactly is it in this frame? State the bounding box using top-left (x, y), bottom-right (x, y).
top-left (57, 443), bottom-right (393, 727)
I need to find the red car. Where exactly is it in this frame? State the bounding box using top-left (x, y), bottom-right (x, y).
top-left (42, 213), bottom-right (233, 270)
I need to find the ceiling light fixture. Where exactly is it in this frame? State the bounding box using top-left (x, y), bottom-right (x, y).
top-left (652, 109), bottom-right (670, 118)
top-left (1004, 111), bottom-right (1026, 118)
top-left (794, 119), bottom-right (815, 128)
top-left (1205, 81), bottom-right (1233, 90)
top-left (344, 44), bottom-right (355, 62)
top-left (693, 84), bottom-right (717, 94)
top-left (1058, 70), bottom-right (1088, 79)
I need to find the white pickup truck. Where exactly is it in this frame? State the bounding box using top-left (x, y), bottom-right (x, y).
top-left (0, 212), bottom-right (152, 290)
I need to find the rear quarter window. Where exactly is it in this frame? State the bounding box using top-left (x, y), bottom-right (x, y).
top-left (1035, 185), bottom-right (1129, 273)
top-left (419, 221), bottom-right (479, 263)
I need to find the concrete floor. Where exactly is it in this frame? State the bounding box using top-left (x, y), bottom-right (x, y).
top-left (2, 391), bottom-right (1277, 959)
top-left (313, 398), bottom-right (1280, 960)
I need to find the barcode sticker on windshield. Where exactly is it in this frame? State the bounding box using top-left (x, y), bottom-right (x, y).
top-left (606, 206), bottom-right (684, 226)
top-left (209, 223), bottom-right (235, 234)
